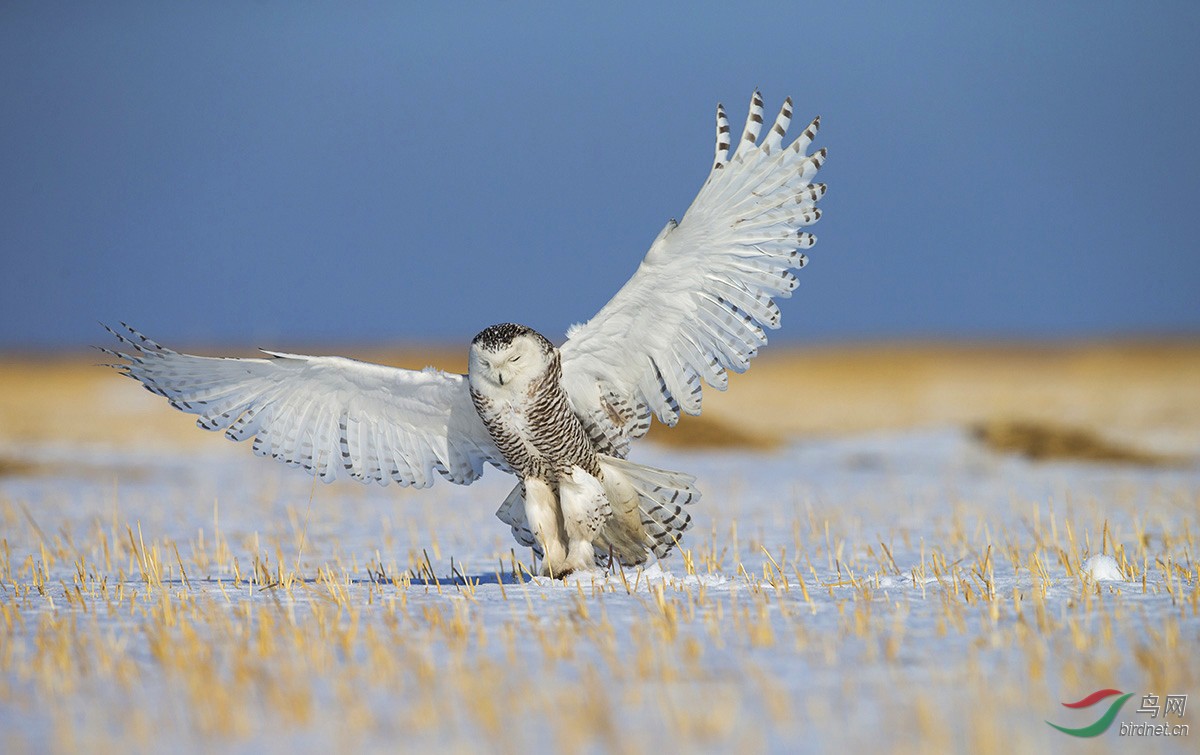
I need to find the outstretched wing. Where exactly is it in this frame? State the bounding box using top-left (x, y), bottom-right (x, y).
top-left (560, 92), bottom-right (825, 448)
top-left (101, 324), bottom-right (507, 487)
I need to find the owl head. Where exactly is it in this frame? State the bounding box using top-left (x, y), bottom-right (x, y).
top-left (468, 323), bottom-right (555, 393)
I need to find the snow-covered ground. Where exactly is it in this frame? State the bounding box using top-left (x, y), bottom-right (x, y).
top-left (1, 429), bottom-right (1197, 753)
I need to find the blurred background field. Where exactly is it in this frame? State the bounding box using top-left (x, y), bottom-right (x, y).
top-left (4, 339), bottom-right (1197, 457)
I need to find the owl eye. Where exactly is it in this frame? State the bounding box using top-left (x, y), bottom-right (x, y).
top-left (511, 355), bottom-right (522, 362)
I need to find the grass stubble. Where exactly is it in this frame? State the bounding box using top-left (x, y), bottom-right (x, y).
top-left (0, 342), bottom-right (1197, 753)
top-left (2, 480), bottom-right (1196, 753)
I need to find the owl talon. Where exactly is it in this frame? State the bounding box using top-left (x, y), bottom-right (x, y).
top-left (564, 540), bottom-right (597, 574)
top-left (539, 562), bottom-right (573, 579)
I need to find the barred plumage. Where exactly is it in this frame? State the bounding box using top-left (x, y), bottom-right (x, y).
top-left (102, 91), bottom-right (826, 577)
top-left (469, 327), bottom-right (600, 482)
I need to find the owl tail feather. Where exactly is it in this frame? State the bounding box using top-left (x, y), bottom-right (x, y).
top-left (596, 455), bottom-right (698, 562)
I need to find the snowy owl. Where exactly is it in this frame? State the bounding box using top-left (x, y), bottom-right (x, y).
top-left (102, 92), bottom-right (826, 577)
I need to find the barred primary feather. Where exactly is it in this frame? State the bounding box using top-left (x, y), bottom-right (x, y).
top-left (561, 93), bottom-right (825, 447)
top-left (102, 323), bottom-right (506, 487)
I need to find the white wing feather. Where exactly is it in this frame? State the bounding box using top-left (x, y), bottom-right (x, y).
top-left (560, 93), bottom-right (825, 442)
top-left (101, 324), bottom-right (506, 487)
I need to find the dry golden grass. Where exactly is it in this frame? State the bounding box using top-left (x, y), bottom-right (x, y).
top-left (687, 339), bottom-right (1200, 454)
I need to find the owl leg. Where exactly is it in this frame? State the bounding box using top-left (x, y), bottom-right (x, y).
top-left (559, 466), bottom-right (612, 574)
top-left (523, 477), bottom-right (568, 577)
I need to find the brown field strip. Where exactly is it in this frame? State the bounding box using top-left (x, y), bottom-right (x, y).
top-left (1, 339), bottom-right (1198, 455)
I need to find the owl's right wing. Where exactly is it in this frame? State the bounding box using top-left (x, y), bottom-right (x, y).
top-left (560, 92), bottom-right (825, 453)
top-left (101, 324), bottom-right (507, 487)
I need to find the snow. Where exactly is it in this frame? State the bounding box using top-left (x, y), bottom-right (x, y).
top-left (1082, 554), bottom-right (1125, 582)
top-left (1, 427), bottom-right (1197, 752)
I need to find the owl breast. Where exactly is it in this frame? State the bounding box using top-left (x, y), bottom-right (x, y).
top-left (470, 350), bottom-right (602, 484)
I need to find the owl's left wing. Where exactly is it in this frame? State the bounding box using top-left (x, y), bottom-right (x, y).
top-left (101, 324), bottom-right (507, 487)
top-left (560, 92), bottom-right (825, 452)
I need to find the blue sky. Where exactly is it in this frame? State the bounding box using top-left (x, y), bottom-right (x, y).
top-left (2, 2), bottom-right (1198, 349)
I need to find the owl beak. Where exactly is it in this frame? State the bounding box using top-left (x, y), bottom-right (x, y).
top-left (498, 373), bottom-right (505, 386)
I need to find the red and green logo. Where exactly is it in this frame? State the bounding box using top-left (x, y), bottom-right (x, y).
top-left (1046, 689), bottom-right (1134, 737)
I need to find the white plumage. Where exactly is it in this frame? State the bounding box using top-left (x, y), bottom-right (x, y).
top-left (102, 92), bottom-right (827, 577)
